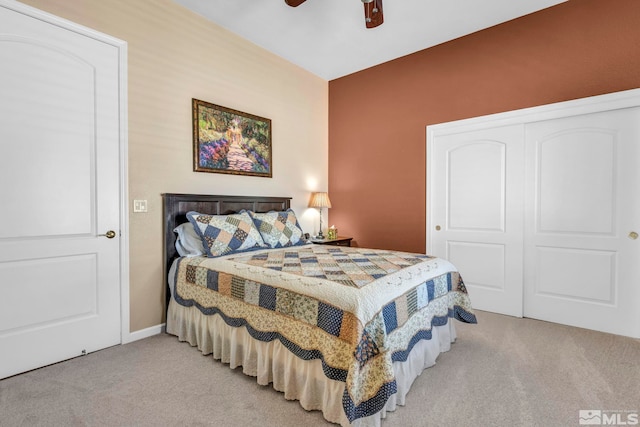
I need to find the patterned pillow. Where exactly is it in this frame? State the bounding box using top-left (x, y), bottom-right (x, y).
top-left (186, 210), bottom-right (267, 257)
top-left (249, 209), bottom-right (306, 248)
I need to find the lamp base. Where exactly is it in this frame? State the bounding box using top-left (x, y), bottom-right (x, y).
top-left (316, 231), bottom-right (325, 239)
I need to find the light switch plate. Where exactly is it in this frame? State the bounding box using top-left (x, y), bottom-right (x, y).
top-left (133, 199), bottom-right (148, 213)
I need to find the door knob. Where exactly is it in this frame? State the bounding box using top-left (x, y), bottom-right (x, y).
top-left (99, 230), bottom-right (117, 239)
top-left (629, 231), bottom-right (638, 240)
top-left (435, 225), bottom-right (441, 231)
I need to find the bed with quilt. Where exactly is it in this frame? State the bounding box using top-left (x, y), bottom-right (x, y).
top-left (163, 194), bottom-right (476, 427)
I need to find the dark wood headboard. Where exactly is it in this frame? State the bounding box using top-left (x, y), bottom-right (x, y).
top-left (162, 193), bottom-right (292, 308)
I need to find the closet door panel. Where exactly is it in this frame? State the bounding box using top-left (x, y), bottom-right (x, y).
top-left (447, 241), bottom-right (505, 291)
top-left (524, 107), bottom-right (640, 338)
top-left (429, 125), bottom-right (524, 317)
top-left (535, 246), bottom-right (615, 303)
top-left (448, 142), bottom-right (504, 231)
top-left (537, 130), bottom-right (615, 234)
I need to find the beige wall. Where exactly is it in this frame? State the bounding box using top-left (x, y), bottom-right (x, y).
top-left (19, 0), bottom-right (328, 332)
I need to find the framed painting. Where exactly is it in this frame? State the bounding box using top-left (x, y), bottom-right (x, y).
top-left (192, 98), bottom-right (272, 177)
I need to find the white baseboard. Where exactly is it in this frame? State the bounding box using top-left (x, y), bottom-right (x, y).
top-left (122, 323), bottom-right (166, 344)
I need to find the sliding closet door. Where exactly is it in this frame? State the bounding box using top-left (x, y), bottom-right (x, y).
top-left (428, 125), bottom-right (524, 317)
top-left (524, 108), bottom-right (640, 338)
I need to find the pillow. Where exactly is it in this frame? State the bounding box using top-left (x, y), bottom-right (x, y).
top-left (249, 209), bottom-right (306, 248)
top-left (186, 210), bottom-right (267, 257)
top-left (173, 222), bottom-right (206, 257)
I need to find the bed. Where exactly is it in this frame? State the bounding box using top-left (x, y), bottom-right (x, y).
top-left (163, 193), bottom-right (476, 426)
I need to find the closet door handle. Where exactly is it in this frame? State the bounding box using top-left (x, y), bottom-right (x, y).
top-left (435, 225), bottom-right (441, 231)
top-left (629, 231), bottom-right (638, 240)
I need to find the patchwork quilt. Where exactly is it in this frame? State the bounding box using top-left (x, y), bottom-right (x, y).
top-left (172, 244), bottom-right (476, 423)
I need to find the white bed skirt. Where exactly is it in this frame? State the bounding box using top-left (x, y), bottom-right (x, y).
top-left (167, 300), bottom-right (457, 427)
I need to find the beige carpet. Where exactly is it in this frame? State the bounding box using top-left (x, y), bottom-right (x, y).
top-left (1, 311), bottom-right (638, 427)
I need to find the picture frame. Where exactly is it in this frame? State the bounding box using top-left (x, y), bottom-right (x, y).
top-left (192, 98), bottom-right (272, 177)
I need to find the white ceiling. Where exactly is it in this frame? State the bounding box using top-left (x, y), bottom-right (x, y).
top-left (173, 0), bottom-right (567, 81)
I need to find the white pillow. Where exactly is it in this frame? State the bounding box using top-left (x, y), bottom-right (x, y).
top-left (174, 222), bottom-right (206, 257)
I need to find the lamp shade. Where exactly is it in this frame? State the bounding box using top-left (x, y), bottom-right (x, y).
top-left (309, 192), bottom-right (332, 209)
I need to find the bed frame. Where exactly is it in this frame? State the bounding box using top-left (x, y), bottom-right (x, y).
top-left (161, 193), bottom-right (472, 426)
top-left (162, 193), bottom-right (292, 308)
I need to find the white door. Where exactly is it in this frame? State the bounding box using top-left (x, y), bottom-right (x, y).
top-left (0, 3), bottom-right (122, 378)
top-left (428, 125), bottom-right (525, 317)
top-left (524, 108), bottom-right (640, 338)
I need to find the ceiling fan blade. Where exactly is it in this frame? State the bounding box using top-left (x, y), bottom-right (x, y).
top-left (363, 0), bottom-right (383, 28)
top-left (285, 0), bottom-right (307, 6)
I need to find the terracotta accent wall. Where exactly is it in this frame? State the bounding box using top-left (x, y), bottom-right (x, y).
top-left (19, 0), bottom-right (328, 333)
top-left (328, 0), bottom-right (640, 254)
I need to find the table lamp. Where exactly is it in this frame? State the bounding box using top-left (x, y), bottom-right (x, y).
top-left (309, 192), bottom-right (332, 239)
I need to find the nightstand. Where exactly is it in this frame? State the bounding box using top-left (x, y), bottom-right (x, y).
top-left (310, 236), bottom-right (353, 247)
